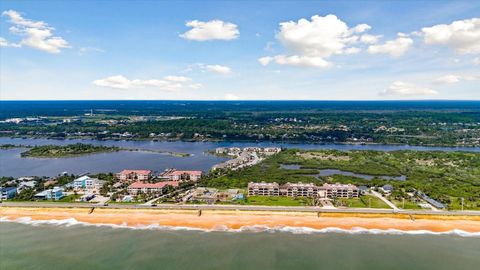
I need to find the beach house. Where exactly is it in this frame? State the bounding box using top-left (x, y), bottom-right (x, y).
top-left (1, 187), bottom-right (17, 200)
top-left (34, 187), bottom-right (64, 201)
top-left (73, 176), bottom-right (103, 190)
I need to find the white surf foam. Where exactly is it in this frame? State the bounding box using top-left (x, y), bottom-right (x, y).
top-left (1, 216), bottom-right (479, 237)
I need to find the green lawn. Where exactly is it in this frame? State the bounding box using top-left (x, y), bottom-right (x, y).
top-left (57, 194), bottom-right (82, 202)
top-left (245, 196), bottom-right (312, 206)
top-left (337, 195), bottom-right (390, 209)
top-left (391, 198), bottom-right (422, 210)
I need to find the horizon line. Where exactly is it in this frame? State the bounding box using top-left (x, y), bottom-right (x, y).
top-left (1, 99), bottom-right (480, 102)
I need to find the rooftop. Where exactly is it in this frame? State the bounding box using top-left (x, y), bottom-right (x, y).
top-left (164, 170), bottom-right (202, 176)
top-left (119, 169), bottom-right (152, 175)
top-left (128, 181), bottom-right (179, 189)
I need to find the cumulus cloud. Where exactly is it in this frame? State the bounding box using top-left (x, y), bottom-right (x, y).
top-left (368, 35), bottom-right (413, 57)
top-left (260, 14), bottom-right (373, 68)
top-left (180, 20), bottom-right (239, 41)
top-left (1, 10), bottom-right (70, 53)
top-left (360, 34), bottom-right (381, 44)
top-left (206, 64), bottom-right (231, 74)
top-left (268, 55), bottom-right (332, 68)
top-left (434, 74), bottom-right (477, 84)
top-left (92, 75), bottom-right (201, 91)
top-left (422, 18), bottom-right (480, 54)
top-left (380, 81), bottom-right (438, 96)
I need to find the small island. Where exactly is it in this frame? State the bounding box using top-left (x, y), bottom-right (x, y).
top-left (20, 143), bottom-right (120, 158)
top-left (0, 144), bottom-right (25, 149)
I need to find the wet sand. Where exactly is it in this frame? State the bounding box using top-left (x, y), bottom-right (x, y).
top-left (2, 207), bottom-right (480, 233)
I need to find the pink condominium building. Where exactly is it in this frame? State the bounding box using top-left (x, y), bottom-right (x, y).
top-left (116, 170), bottom-right (152, 182)
top-left (161, 169), bottom-right (203, 181)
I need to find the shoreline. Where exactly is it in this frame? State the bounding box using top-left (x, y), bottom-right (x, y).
top-left (1, 135), bottom-right (479, 149)
top-left (2, 206), bottom-right (480, 235)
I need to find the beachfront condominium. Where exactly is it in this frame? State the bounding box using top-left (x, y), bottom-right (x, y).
top-left (247, 182), bottom-right (359, 198)
top-left (160, 169), bottom-right (203, 181)
top-left (321, 183), bottom-right (359, 199)
top-left (127, 181), bottom-right (179, 195)
top-left (116, 170), bottom-right (152, 182)
top-left (248, 182), bottom-right (280, 196)
top-left (281, 182), bottom-right (319, 197)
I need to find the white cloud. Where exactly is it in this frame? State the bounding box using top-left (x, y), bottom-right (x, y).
top-left (271, 55), bottom-right (332, 68)
top-left (352, 24), bottom-right (371, 33)
top-left (180, 20), bottom-right (239, 41)
top-left (434, 74), bottom-right (477, 84)
top-left (360, 34), bottom-right (381, 44)
top-left (473, 57), bottom-right (480, 65)
top-left (0, 37), bottom-right (20, 47)
top-left (368, 35), bottom-right (413, 57)
top-left (163, 75), bottom-right (191, 82)
top-left (380, 81), bottom-right (438, 96)
top-left (224, 93), bottom-right (240, 100)
top-left (92, 75), bottom-right (200, 91)
top-left (344, 47), bottom-right (361, 54)
top-left (260, 14), bottom-right (372, 68)
top-left (206, 64), bottom-right (232, 74)
top-left (258, 56), bottom-right (273, 66)
top-left (1, 10), bottom-right (70, 53)
top-left (422, 18), bottom-right (480, 54)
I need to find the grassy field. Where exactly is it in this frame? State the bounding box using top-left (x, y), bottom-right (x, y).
top-left (391, 198), bottom-right (422, 210)
top-left (337, 195), bottom-right (390, 209)
top-left (448, 197), bottom-right (480, 210)
top-left (245, 196), bottom-right (312, 206)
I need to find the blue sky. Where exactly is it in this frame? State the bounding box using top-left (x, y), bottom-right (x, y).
top-left (0, 0), bottom-right (479, 100)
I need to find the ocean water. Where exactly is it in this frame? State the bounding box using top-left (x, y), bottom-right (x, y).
top-left (1, 222), bottom-right (479, 270)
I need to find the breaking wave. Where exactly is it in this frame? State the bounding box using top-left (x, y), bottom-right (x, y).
top-left (1, 216), bottom-right (479, 237)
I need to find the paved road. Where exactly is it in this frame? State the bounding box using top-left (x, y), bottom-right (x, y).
top-left (2, 201), bottom-right (480, 216)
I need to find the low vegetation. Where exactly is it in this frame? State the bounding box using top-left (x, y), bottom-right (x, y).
top-left (20, 143), bottom-right (120, 158)
top-left (202, 149), bottom-right (480, 209)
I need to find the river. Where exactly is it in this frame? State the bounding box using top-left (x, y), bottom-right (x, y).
top-left (0, 137), bottom-right (478, 177)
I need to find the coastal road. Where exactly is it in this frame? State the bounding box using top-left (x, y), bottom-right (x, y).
top-left (2, 202), bottom-right (480, 216)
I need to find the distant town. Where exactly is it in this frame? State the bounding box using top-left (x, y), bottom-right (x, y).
top-left (1, 101), bottom-right (480, 147)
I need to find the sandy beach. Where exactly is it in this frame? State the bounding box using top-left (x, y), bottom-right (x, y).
top-left (1, 206), bottom-right (480, 233)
